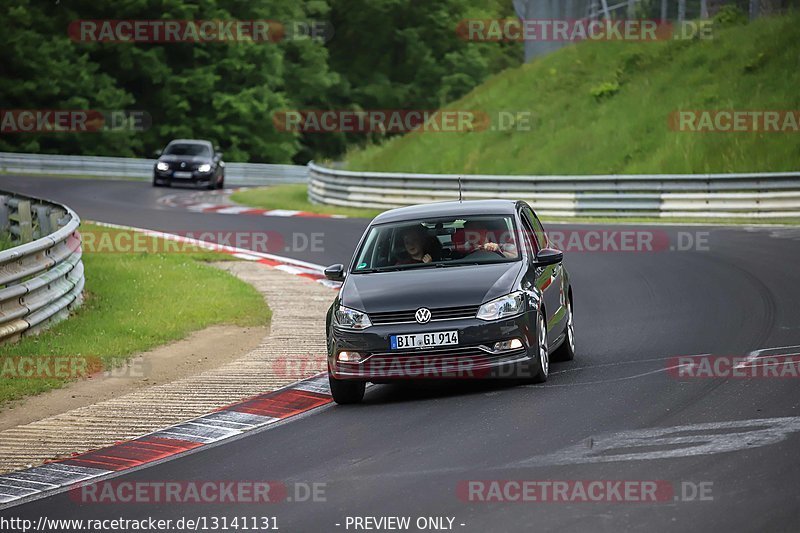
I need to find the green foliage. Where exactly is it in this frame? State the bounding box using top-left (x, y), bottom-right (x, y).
top-left (589, 81), bottom-right (620, 100)
top-left (714, 5), bottom-right (749, 27)
top-left (0, 0), bottom-right (520, 164)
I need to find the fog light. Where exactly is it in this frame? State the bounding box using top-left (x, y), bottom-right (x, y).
top-left (493, 339), bottom-right (524, 352)
top-left (337, 351), bottom-right (364, 363)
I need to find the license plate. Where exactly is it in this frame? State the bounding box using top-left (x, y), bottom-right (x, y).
top-left (173, 171), bottom-right (193, 179)
top-left (390, 331), bottom-right (458, 350)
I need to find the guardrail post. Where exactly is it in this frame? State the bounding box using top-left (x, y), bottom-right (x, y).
top-left (15, 200), bottom-right (33, 243)
top-left (50, 211), bottom-right (61, 231)
top-left (0, 196), bottom-right (9, 233)
top-left (33, 205), bottom-right (51, 238)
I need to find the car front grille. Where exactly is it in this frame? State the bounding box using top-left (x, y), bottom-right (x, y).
top-left (170, 162), bottom-right (199, 171)
top-left (370, 305), bottom-right (479, 325)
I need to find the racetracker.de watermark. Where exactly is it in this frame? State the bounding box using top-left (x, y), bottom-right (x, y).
top-left (0, 355), bottom-right (148, 379)
top-left (0, 110), bottom-right (150, 133)
top-left (457, 19), bottom-right (713, 42)
top-left (69, 481), bottom-right (326, 504)
top-left (80, 229), bottom-right (324, 254)
top-left (670, 110), bottom-right (800, 132)
top-left (457, 480), bottom-right (713, 503)
top-left (668, 354), bottom-right (800, 379)
top-left (69, 20), bottom-right (333, 43)
top-left (273, 110), bottom-right (494, 134)
top-left (546, 230), bottom-right (709, 253)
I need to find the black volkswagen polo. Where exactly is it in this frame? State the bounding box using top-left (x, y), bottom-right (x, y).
top-left (324, 200), bottom-right (575, 404)
top-left (153, 139), bottom-right (225, 189)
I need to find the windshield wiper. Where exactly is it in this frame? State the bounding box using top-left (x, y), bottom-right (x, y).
top-left (354, 267), bottom-right (401, 273)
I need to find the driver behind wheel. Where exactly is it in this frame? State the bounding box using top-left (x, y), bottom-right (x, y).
top-left (461, 219), bottom-right (518, 259)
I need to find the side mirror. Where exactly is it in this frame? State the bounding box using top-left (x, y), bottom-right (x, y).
top-left (153, 149), bottom-right (162, 157)
top-left (535, 248), bottom-right (563, 266)
top-left (324, 264), bottom-right (345, 281)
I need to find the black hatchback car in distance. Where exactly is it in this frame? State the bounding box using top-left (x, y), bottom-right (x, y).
top-left (324, 200), bottom-right (575, 404)
top-left (153, 139), bottom-right (225, 189)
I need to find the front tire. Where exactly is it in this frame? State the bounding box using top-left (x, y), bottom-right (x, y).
top-left (552, 296), bottom-right (575, 362)
top-left (529, 311), bottom-right (549, 383)
top-left (329, 374), bottom-right (365, 404)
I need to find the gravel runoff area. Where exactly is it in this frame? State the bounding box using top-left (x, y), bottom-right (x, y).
top-left (0, 262), bottom-right (334, 474)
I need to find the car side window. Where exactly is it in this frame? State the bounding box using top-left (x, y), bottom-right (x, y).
top-left (522, 207), bottom-right (547, 251)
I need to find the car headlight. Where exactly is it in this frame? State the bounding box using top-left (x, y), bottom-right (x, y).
top-left (477, 291), bottom-right (526, 321)
top-left (333, 305), bottom-right (372, 330)
top-left (156, 162), bottom-right (169, 171)
top-left (198, 164), bottom-right (212, 173)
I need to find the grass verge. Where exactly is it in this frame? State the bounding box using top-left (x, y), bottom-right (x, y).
top-left (230, 184), bottom-right (383, 219)
top-left (0, 223), bottom-right (270, 406)
top-left (346, 13), bottom-right (800, 175)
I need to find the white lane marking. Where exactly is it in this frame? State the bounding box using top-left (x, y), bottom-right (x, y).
top-left (230, 252), bottom-right (260, 261)
top-left (264, 209), bottom-right (301, 217)
top-left (539, 364), bottom-right (691, 388)
top-left (549, 353), bottom-right (712, 376)
top-left (214, 206), bottom-right (253, 214)
top-left (185, 203), bottom-right (219, 211)
top-left (516, 416), bottom-right (800, 467)
top-left (735, 345), bottom-right (800, 369)
top-left (293, 374), bottom-right (331, 395)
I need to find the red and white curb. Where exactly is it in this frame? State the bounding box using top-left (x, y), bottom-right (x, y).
top-left (158, 189), bottom-right (346, 219)
top-left (0, 374), bottom-right (332, 508)
top-left (0, 223), bottom-right (347, 507)
top-left (86, 221), bottom-right (343, 290)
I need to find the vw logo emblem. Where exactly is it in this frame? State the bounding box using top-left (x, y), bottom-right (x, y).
top-left (415, 308), bottom-right (431, 324)
top-left (180, 162), bottom-right (186, 168)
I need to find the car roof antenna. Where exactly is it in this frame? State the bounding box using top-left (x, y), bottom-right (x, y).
top-left (458, 176), bottom-right (463, 203)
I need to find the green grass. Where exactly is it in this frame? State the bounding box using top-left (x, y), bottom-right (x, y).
top-left (231, 184), bottom-right (384, 219)
top-left (0, 233), bottom-right (15, 251)
top-left (0, 223), bottom-right (270, 405)
top-left (346, 14), bottom-right (800, 175)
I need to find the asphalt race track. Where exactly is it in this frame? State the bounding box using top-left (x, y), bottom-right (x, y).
top-left (2, 175), bottom-right (799, 532)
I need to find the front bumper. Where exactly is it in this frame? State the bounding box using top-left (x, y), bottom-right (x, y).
top-left (328, 312), bottom-right (538, 381)
top-left (154, 169), bottom-right (214, 183)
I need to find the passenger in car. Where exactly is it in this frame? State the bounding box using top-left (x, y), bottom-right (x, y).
top-left (395, 225), bottom-right (441, 265)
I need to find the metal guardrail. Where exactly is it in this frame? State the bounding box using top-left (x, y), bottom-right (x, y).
top-left (0, 193), bottom-right (84, 342)
top-left (0, 152), bottom-right (308, 186)
top-left (308, 162), bottom-right (800, 218)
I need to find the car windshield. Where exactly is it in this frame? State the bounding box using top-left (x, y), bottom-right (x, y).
top-left (352, 215), bottom-right (520, 273)
top-left (163, 143), bottom-right (211, 156)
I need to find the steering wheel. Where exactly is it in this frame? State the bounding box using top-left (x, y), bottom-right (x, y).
top-left (467, 248), bottom-right (504, 259)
